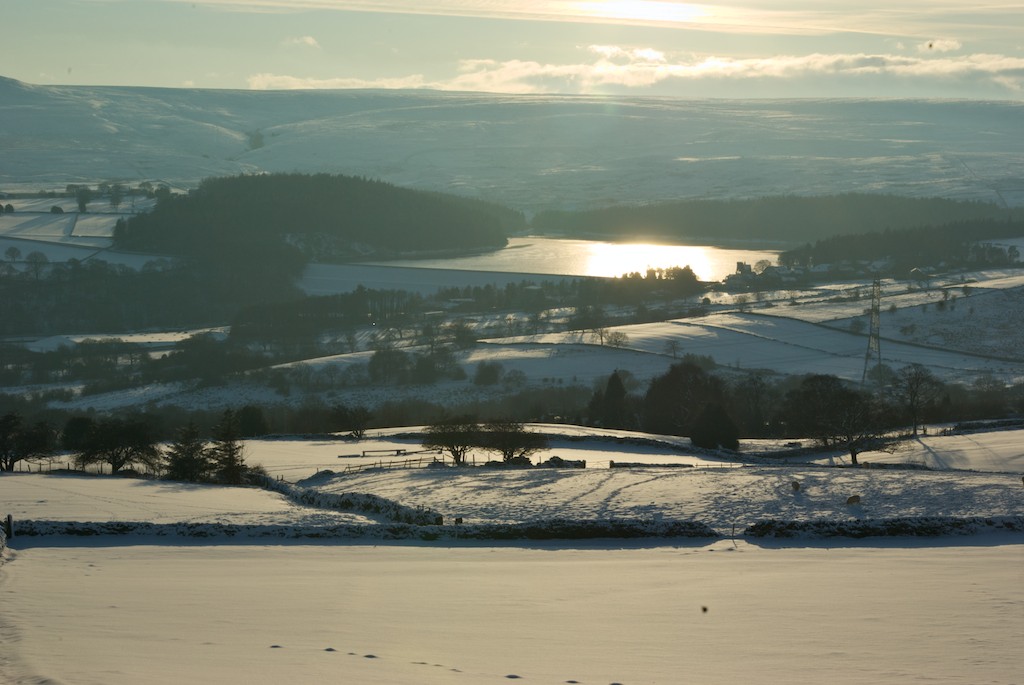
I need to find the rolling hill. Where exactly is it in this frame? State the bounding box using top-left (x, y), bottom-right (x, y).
top-left (2, 76), bottom-right (1023, 213)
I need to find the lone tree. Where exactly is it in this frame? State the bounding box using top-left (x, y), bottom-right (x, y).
top-left (24, 251), bottom-right (49, 280)
top-left (781, 374), bottom-right (893, 465)
top-left (481, 420), bottom-right (548, 463)
top-left (77, 417), bottom-right (162, 474)
top-left (422, 417), bottom-right (480, 466)
top-left (109, 183), bottom-right (126, 210)
top-left (0, 413), bottom-right (55, 472)
top-left (75, 186), bottom-right (93, 213)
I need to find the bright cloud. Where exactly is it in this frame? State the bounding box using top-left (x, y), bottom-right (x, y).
top-left (247, 72), bottom-right (428, 89)
top-left (248, 47), bottom-right (1024, 94)
top-left (418, 48), bottom-right (1024, 94)
top-left (918, 39), bottom-right (962, 53)
top-left (283, 35), bottom-right (322, 49)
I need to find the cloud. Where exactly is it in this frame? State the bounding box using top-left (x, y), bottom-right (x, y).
top-left (439, 48), bottom-right (1024, 93)
top-left (917, 39), bottom-right (962, 53)
top-left (251, 46), bottom-right (1024, 95)
top-left (284, 35), bottom-right (321, 48)
top-left (247, 72), bottom-right (428, 89)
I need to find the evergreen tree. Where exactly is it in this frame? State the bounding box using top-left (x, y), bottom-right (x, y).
top-left (600, 370), bottom-right (630, 428)
top-left (164, 422), bottom-right (214, 482)
top-left (211, 409), bottom-right (247, 484)
top-left (690, 403), bottom-right (740, 450)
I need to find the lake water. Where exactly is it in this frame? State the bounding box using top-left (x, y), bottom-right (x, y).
top-left (369, 237), bottom-right (780, 282)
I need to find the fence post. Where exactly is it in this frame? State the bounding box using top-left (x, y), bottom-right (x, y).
top-left (3, 514), bottom-right (12, 539)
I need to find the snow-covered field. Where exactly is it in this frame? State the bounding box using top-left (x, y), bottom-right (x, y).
top-left (29, 261), bottom-right (1022, 417)
top-left (491, 303), bottom-right (1024, 385)
top-left (3, 542), bottom-right (1021, 685)
top-left (1, 425), bottom-right (1022, 684)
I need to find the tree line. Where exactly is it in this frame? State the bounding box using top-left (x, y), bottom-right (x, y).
top-left (531, 193), bottom-right (1013, 245)
top-left (3, 361), bottom-right (1021, 475)
top-left (0, 253), bottom-right (304, 337)
top-left (777, 218), bottom-right (1024, 271)
top-left (113, 172), bottom-right (518, 260)
top-left (587, 361), bottom-right (1023, 462)
top-left (1, 409), bottom-right (258, 484)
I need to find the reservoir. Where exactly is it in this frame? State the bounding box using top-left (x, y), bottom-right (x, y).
top-left (368, 236), bottom-right (781, 282)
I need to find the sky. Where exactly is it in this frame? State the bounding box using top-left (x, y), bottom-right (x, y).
top-left (3, 0), bottom-right (1023, 98)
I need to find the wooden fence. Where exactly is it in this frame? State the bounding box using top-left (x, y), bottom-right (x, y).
top-left (335, 454), bottom-right (448, 476)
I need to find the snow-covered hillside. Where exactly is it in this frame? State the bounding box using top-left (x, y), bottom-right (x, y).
top-left (2, 77), bottom-right (1022, 212)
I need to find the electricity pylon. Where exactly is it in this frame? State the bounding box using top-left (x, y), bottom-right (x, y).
top-left (861, 278), bottom-right (882, 385)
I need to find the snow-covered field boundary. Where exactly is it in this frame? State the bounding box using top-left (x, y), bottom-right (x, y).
top-left (10, 518), bottom-right (719, 541)
top-left (260, 476), bottom-right (442, 525)
top-left (745, 515), bottom-right (1024, 538)
top-left (10, 515), bottom-right (1024, 542)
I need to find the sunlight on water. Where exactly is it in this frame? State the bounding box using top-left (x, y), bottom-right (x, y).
top-left (370, 237), bottom-right (778, 282)
top-left (585, 241), bottom-right (714, 279)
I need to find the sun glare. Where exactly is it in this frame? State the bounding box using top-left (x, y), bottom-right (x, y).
top-left (574, 0), bottom-right (707, 25)
top-left (584, 242), bottom-right (714, 280)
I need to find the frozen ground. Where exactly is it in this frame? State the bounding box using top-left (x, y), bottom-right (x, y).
top-left (1, 425), bottom-right (1022, 684)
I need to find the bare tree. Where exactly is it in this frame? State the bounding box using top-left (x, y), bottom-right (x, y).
top-left (422, 418), bottom-right (480, 466)
top-left (0, 414), bottom-right (55, 472)
top-left (781, 374), bottom-right (895, 465)
top-left (77, 417), bottom-right (162, 474)
top-left (891, 364), bottom-right (943, 435)
top-left (481, 420), bottom-right (548, 463)
top-left (606, 331), bottom-right (629, 348)
top-left (24, 251), bottom-right (49, 280)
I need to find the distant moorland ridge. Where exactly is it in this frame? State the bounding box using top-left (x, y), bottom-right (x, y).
top-left (2, 76), bottom-right (1022, 212)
